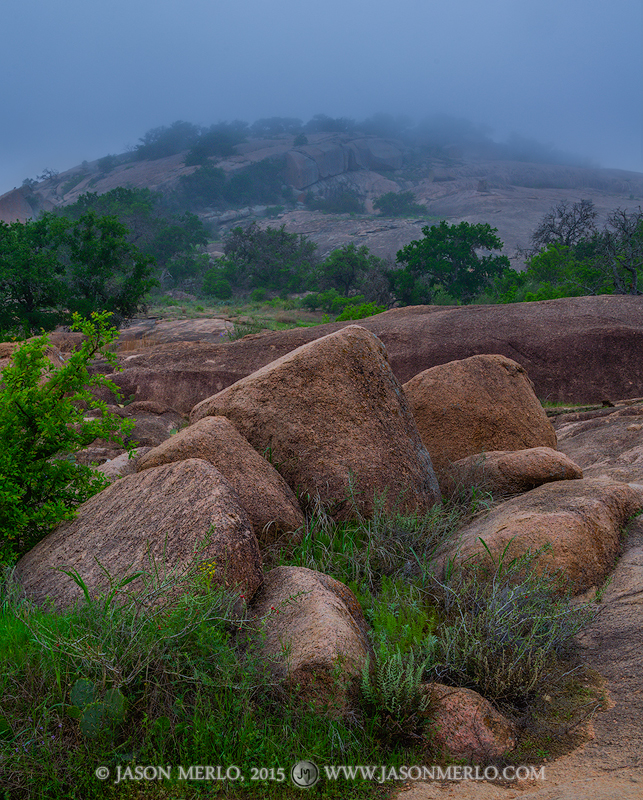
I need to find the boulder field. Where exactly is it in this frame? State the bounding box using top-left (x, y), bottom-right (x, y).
top-left (11, 317), bottom-right (643, 768)
top-left (94, 295), bottom-right (643, 413)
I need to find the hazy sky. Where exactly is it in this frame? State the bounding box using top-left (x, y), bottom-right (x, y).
top-left (1, 0), bottom-right (641, 193)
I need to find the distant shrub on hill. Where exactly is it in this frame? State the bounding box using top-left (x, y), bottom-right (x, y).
top-left (374, 191), bottom-right (427, 217)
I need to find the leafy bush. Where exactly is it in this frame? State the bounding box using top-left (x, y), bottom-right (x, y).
top-left (361, 648), bottom-right (434, 745)
top-left (201, 268), bottom-right (232, 299)
top-left (391, 220), bottom-right (510, 305)
top-left (428, 544), bottom-right (598, 704)
top-left (221, 223), bottom-right (318, 295)
top-left (59, 188), bottom-right (208, 273)
top-left (0, 313), bottom-right (133, 562)
top-left (374, 191), bottom-right (427, 217)
top-left (305, 190), bottom-right (364, 215)
top-left (184, 123), bottom-right (246, 166)
top-left (134, 120), bottom-right (201, 161)
top-left (335, 301), bottom-right (385, 320)
top-left (96, 154), bottom-right (118, 174)
top-left (0, 548), bottom-right (387, 798)
top-left (0, 210), bottom-right (157, 334)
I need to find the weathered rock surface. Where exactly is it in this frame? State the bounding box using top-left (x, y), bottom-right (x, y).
top-left (247, 566), bottom-right (371, 704)
top-left (0, 340), bottom-right (66, 374)
top-left (85, 400), bottom-right (186, 449)
top-left (441, 478), bottom-right (643, 594)
top-left (15, 459), bottom-right (263, 610)
top-left (428, 683), bottom-right (517, 761)
top-left (99, 296), bottom-right (643, 413)
top-left (450, 447), bottom-right (582, 497)
top-left (283, 137), bottom-right (403, 189)
top-left (403, 354), bottom-right (556, 484)
top-left (191, 325), bottom-right (440, 518)
top-left (137, 416), bottom-right (304, 543)
top-left (555, 402), bottom-right (643, 484)
top-left (395, 519), bottom-right (643, 799)
top-left (96, 446), bottom-right (152, 481)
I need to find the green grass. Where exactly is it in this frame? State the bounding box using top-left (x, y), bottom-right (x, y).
top-left (0, 488), bottom-right (603, 798)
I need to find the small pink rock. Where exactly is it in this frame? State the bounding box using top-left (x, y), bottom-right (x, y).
top-left (428, 683), bottom-right (516, 761)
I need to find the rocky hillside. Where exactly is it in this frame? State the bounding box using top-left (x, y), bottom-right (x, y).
top-left (2, 131), bottom-right (643, 267)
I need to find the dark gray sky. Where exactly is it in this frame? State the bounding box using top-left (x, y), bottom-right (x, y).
top-left (1, 0), bottom-right (641, 193)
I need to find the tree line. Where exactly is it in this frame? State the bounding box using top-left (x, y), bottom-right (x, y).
top-left (1, 191), bottom-right (641, 338)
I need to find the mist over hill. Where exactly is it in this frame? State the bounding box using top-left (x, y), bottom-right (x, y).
top-left (2, 113), bottom-right (642, 270)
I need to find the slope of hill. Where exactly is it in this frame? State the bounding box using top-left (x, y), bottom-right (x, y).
top-left (2, 132), bottom-right (643, 267)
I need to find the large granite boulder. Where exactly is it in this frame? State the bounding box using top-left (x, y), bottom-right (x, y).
top-left (191, 325), bottom-right (440, 518)
top-left (555, 402), bottom-right (643, 484)
top-left (96, 296), bottom-right (643, 412)
top-left (403, 354), bottom-right (556, 485)
top-left (136, 416), bottom-right (304, 544)
top-left (441, 478), bottom-right (643, 594)
top-left (15, 459), bottom-right (263, 610)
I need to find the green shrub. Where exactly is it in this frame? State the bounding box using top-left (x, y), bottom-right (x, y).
top-left (305, 190), bottom-right (364, 215)
top-left (0, 549), bottom-right (388, 798)
top-left (361, 648), bottom-right (434, 745)
top-left (335, 301), bottom-right (386, 321)
top-left (0, 312), bottom-right (133, 562)
top-left (202, 269), bottom-right (232, 299)
top-left (374, 191), bottom-right (427, 217)
top-left (429, 543), bottom-right (598, 704)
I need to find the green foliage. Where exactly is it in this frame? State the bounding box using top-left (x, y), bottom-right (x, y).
top-left (361, 648), bottom-right (434, 744)
top-left (134, 120), bottom-right (201, 161)
top-left (0, 313), bottom-right (134, 562)
top-left (178, 159), bottom-right (288, 211)
top-left (319, 244), bottom-right (386, 295)
top-left (374, 191), bottom-right (427, 217)
top-left (335, 301), bottom-right (385, 321)
top-left (485, 206), bottom-right (643, 303)
top-left (60, 173), bottom-right (88, 196)
top-left (293, 132), bottom-right (308, 146)
top-left (68, 679), bottom-right (126, 738)
top-left (183, 123), bottom-right (246, 166)
top-left (96, 154), bottom-right (118, 174)
top-left (0, 216), bottom-right (68, 334)
top-left (0, 548), bottom-right (388, 798)
top-left (0, 210), bottom-right (156, 334)
top-left (58, 187), bottom-right (208, 274)
top-left (429, 544), bottom-right (598, 703)
top-left (391, 220), bottom-right (510, 304)
top-left (224, 159), bottom-right (286, 207)
top-left (201, 268), bottom-right (232, 299)
top-left (305, 190), bottom-right (364, 215)
top-left (176, 163), bottom-right (227, 209)
top-left (220, 223), bottom-right (318, 295)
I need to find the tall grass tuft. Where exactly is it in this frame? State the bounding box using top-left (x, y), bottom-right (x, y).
top-left (427, 542), bottom-right (599, 705)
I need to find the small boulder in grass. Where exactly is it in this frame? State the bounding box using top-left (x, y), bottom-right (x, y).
top-left (136, 416), bottom-right (304, 544)
top-left (191, 325), bottom-right (440, 520)
top-left (247, 566), bottom-right (372, 711)
top-left (427, 683), bottom-right (517, 761)
top-left (15, 458), bottom-right (263, 611)
top-left (449, 447), bottom-right (583, 497)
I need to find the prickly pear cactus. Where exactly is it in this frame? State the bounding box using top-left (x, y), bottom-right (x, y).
top-left (80, 702), bottom-right (106, 738)
top-left (69, 680), bottom-right (127, 736)
top-left (103, 688), bottom-right (126, 722)
top-left (70, 678), bottom-right (96, 709)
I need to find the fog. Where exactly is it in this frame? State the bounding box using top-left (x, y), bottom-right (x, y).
top-left (1, 0), bottom-right (641, 193)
